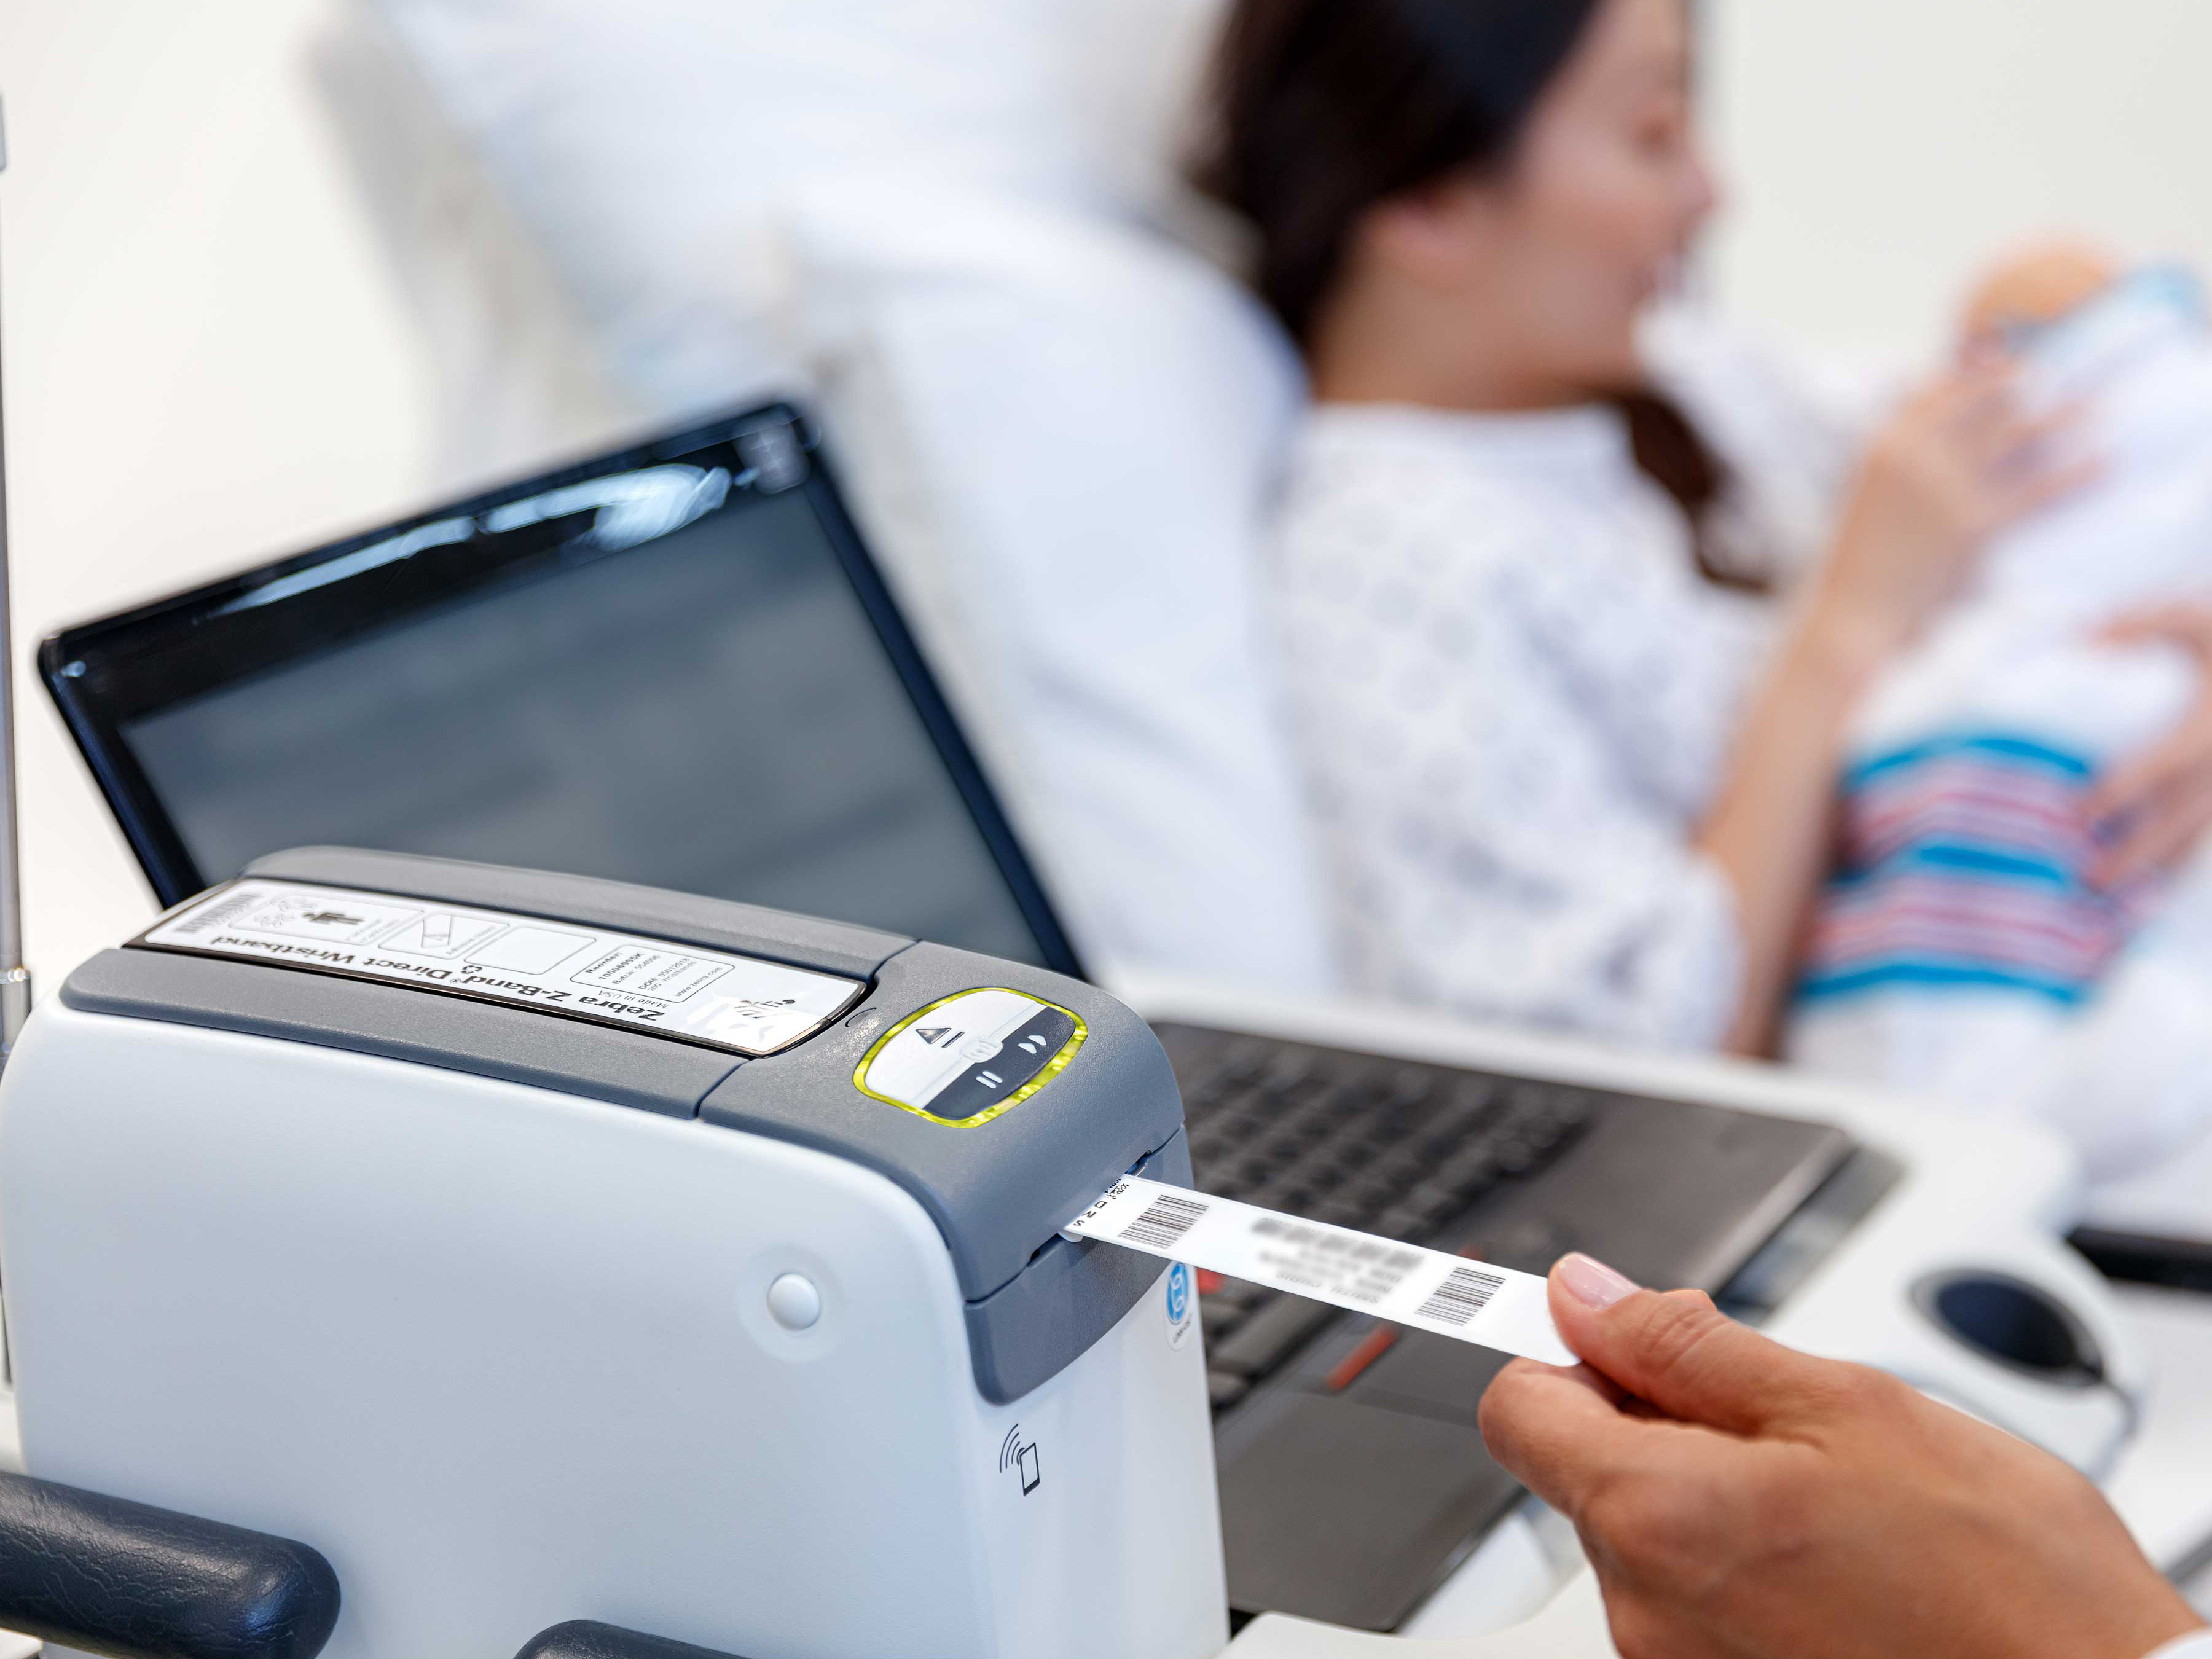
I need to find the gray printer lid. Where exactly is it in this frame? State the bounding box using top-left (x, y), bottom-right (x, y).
top-left (62, 849), bottom-right (1184, 1306)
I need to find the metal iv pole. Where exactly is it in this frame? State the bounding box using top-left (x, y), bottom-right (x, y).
top-left (0, 101), bottom-right (33, 1055)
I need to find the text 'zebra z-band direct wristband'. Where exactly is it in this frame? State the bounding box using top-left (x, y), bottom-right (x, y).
top-left (1062, 1175), bottom-right (1578, 1367)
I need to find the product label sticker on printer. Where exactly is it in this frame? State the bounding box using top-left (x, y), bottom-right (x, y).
top-left (854, 989), bottom-right (1087, 1128)
top-left (136, 879), bottom-right (866, 1057)
top-left (1064, 1175), bottom-right (1577, 1368)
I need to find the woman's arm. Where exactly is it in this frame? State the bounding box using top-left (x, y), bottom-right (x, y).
top-left (1697, 361), bottom-right (2095, 1053)
top-left (1693, 619), bottom-right (1877, 1053)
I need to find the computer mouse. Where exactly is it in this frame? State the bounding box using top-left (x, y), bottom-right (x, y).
top-left (1914, 1269), bottom-right (2106, 1385)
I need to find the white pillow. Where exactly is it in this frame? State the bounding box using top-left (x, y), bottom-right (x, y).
top-left (365, 0), bottom-right (1337, 989)
top-left (367, 0), bottom-right (1234, 414)
top-left (1058, 0), bottom-right (1234, 232)
top-left (793, 183), bottom-right (1339, 990)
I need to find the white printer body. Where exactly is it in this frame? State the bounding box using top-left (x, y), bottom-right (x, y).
top-left (0, 849), bottom-right (1226, 1659)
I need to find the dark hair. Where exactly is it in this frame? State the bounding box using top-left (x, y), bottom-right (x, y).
top-left (1194, 0), bottom-right (1755, 588)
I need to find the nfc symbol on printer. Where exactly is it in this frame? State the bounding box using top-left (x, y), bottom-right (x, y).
top-left (998, 1426), bottom-right (1042, 1496)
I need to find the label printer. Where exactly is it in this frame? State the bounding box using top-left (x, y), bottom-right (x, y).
top-left (0, 849), bottom-right (1230, 1659)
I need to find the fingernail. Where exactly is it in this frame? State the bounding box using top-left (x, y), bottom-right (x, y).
top-left (1558, 1253), bottom-right (1639, 1310)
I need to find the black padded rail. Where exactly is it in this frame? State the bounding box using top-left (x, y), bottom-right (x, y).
top-left (2071, 1226), bottom-right (2212, 1293)
top-left (516, 1623), bottom-right (749, 1659)
top-left (0, 1471), bottom-right (340, 1659)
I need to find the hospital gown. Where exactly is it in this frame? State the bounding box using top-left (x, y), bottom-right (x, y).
top-left (1269, 315), bottom-right (1859, 1050)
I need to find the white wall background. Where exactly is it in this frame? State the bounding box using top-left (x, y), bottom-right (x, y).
top-left (1, 0), bottom-right (432, 981)
top-left (1706, 0), bottom-right (2212, 363)
top-left (5, 0), bottom-right (2212, 981)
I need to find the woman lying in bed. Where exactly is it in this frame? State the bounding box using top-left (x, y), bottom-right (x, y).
top-left (1203, 0), bottom-right (2212, 1172)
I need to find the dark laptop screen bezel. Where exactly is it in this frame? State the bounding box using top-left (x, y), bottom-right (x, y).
top-left (40, 403), bottom-right (1086, 979)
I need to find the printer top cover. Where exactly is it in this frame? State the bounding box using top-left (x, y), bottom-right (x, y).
top-left (60, 846), bottom-right (1190, 1397)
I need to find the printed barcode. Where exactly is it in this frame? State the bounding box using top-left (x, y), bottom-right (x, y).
top-left (1252, 1216), bottom-right (1422, 1273)
top-left (173, 891), bottom-right (264, 938)
top-left (1417, 1265), bottom-right (1508, 1327)
top-left (1121, 1192), bottom-right (1210, 1250)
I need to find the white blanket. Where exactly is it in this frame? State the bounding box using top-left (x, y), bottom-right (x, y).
top-left (1788, 272), bottom-right (2212, 1180)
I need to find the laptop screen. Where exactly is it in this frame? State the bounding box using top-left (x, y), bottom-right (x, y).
top-left (45, 409), bottom-right (1078, 973)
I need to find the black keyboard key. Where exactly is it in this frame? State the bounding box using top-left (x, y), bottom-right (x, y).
top-left (1506, 1083), bottom-right (1555, 1117)
top-left (1373, 1204), bottom-right (1427, 1241)
top-left (1352, 1176), bottom-right (1406, 1214)
top-left (1323, 1086), bottom-right (1373, 1120)
top-left (1550, 1093), bottom-right (1597, 1131)
top-left (1436, 1149), bottom-right (1502, 1192)
top-left (1364, 1159), bottom-right (1425, 1198)
top-left (1492, 1138), bottom-right (1541, 1176)
top-left (1204, 1276), bottom-right (1268, 1311)
top-left (1199, 1276), bottom-right (1266, 1344)
top-left (1309, 1196), bottom-right (1369, 1230)
top-left (1209, 1295), bottom-right (1335, 1379)
top-left (1209, 1371), bottom-right (1252, 1411)
top-left (1382, 1073), bottom-right (1438, 1112)
top-left (1472, 1220), bottom-right (1579, 1276)
top-left (1405, 1182), bottom-right (1470, 1230)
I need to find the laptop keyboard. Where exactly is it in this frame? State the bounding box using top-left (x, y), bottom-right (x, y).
top-left (1158, 1021), bottom-right (1858, 1631)
top-left (1167, 1032), bottom-right (1596, 1411)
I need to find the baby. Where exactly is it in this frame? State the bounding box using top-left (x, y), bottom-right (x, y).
top-left (1787, 250), bottom-right (2212, 1180)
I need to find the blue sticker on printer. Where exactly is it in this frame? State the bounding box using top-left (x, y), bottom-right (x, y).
top-left (853, 988), bottom-right (1087, 1129)
top-left (1164, 1262), bottom-right (1195, 1349)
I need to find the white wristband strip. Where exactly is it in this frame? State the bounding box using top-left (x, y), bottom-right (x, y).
top-left (1064, 1174), bottom-right (1577, 1367)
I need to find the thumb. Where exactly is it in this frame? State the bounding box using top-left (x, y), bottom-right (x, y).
top-left (1550, 1254), bottom-right (1834, 1435)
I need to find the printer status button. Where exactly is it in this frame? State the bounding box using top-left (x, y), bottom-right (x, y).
top-left (853, 989), bottom-right (1088, 1126)
top-left (927, 1008), bottom-right (1079, 1122)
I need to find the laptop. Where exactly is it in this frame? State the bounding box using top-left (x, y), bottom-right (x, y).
top-left (44, 404), bottom-right (1867, 1632)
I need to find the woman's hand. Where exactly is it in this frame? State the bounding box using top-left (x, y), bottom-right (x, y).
top-left (2090, 604), bottom-right (2212, 888)
top-left (1480, 1258), bottom-right (2202, 1659)
top-left (1961, 238), bottom-right (2119, 344)
top-left (1808, 360), bottom-right (2096, 673)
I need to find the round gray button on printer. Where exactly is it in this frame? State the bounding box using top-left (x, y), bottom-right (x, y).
top-left (767, 1274), bottom-right (823, 1332)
